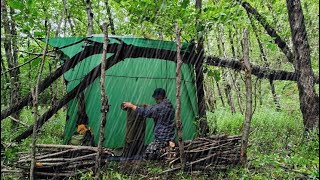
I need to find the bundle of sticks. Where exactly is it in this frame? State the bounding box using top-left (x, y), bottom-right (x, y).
top-left (165, 134), bottom-right (242, 171)
top-left (16, 144), bottom-right (114, 178)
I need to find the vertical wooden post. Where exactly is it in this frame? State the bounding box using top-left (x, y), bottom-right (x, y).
top-left (30, 22), bottom-right (50, 180)
top-left (175, 24), bottom-right (186, 170)
top-left (240, 28), bottom-right (253, 165)
top-left (95, 23), bottom-right (109, 180)
top-left (195, 0), bottom-right (209, 137)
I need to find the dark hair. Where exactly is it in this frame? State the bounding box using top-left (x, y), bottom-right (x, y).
top-left (152, 88), bottom-right (166, 99)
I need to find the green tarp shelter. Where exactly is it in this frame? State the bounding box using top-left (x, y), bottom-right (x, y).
top-left (46, 35), bottom-right (199, 148)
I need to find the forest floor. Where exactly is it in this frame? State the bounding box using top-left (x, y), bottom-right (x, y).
top-left (1, 105), bottom-right (319, 179)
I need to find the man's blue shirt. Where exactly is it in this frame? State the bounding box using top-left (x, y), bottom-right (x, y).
top-left (136, 99), bottom-right (175, 142)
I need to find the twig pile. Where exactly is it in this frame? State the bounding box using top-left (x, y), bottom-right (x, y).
top-left (15, 144), bottom-right (114, 178)
top-left (166, 134), bottom-right (242, 171)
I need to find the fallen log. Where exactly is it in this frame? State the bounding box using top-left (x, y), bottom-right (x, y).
top-left (14, 144), bottom-right (112, 178)
top-left (206, 56), bottom-right (319, 83)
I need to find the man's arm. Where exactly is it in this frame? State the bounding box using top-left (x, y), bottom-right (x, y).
top-left (122, 102), bottom-right (137, 111)
top-left (122, 102), bottom-right (157, 118)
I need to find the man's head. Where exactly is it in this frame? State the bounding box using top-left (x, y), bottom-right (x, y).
top-left (152, 88), bottom-right (166, 103)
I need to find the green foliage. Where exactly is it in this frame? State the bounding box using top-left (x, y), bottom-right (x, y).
top-left (206, 106), bottom-right (318, 179)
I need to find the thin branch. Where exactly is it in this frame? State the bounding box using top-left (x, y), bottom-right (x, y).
top-left (1, 54), bottom-right (41, 75)
top-left (7, 116), bottom-right (28, 127)
top-left (238, 0), bottom-right (294, 63)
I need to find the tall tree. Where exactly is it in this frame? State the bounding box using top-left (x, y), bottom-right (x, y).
top-left (85, 0), bottom-right (94, 36)
top-left (286, 0), bottom-right (319, 130)
top-left (1, 0), bottom-right (21, 128)
top-left (105, 0), bottom-right (115, 35)
top-left (240, 0), bottom-right (319, 130)
top-left (63, 0), bottom-right (75, 36)
top-left (195, 0), bottom-right (209, 137)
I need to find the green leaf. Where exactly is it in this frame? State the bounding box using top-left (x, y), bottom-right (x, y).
top-left (8, 0), bottom-right (24, 10)
top-left (31, 58), bottom-right (40, 67)
top-left (34, 31), bottom-right (46, 37)
top-left (213, 70), bottom-right (221, 82)
top-left (181, 0), bottom-right (190, 8)
top-left (266, 43), bottom-right (277, 51)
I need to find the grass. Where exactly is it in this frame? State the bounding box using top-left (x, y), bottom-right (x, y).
top-left (1, 103), bottom-right (319, 179)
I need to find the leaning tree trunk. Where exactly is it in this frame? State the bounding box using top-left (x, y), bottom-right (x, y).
top-left (175, 24), bottom-right (186, 170)
top-left (286, 0), bottom-right (319, 130)
top-left (95, 23), bottom-right (109, 180)
top-left (1, 0), bottom-right (21, 128)
top-left (240, 28), bottom-right (253, 165)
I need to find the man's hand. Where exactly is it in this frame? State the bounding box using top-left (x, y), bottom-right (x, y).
top-left (122, 102), bottom-right (137, 110)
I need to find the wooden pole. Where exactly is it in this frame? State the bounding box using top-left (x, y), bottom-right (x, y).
top-left (175, 24), bottom-right (186, 170)
top-left (240, 28), bottom-right (252, 165)
top-left (95, 23), bottom-right (109, 180)
top-left (30, 22), bottom-right (50, 180)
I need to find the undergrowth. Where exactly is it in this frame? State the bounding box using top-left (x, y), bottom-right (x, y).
top-left (1, 105), bottom-right (319, 179)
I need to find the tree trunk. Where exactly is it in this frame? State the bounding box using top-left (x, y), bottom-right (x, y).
top-left (86, 0), bottom-right (94, 36)
top-left (219, 25), bottom-right (236, 114)
top-left (1, 0), bottom-right (21, 128)
top-left (105, 0), bottom-right (115, 35)
top-left (95, 23), bottom-right (109, 180)
top-left (1, 55), bottom-right (10, 105)
top-left (240, 28), bottom-right (252, 165)
top-left (215, 80), bottom-right (225, 107)
top-left (286, 0), bottom-right (319, 130)
top-left (62, 0), bottom-right (74, 36)
top-left (175, 24), bottom-right (186, 170)
top-left (30, 22), bottom-right (50, 180)
top-left (204, 75), bottom-right (215, 112)
top-left (195, 0), bottom-right (209, 137)
top-left (229, 72), bottom-right (244, 114)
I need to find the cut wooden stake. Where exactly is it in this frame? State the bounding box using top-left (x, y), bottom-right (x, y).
top-left (240, 28), bottom-right (253, 165)
top-left (175, 24), bottom-right (186, 171)
top-left (30, 22), bottom-right (50, 180)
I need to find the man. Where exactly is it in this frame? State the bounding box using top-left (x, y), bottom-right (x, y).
top-left (122, 88), bottom-right (176, 160)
